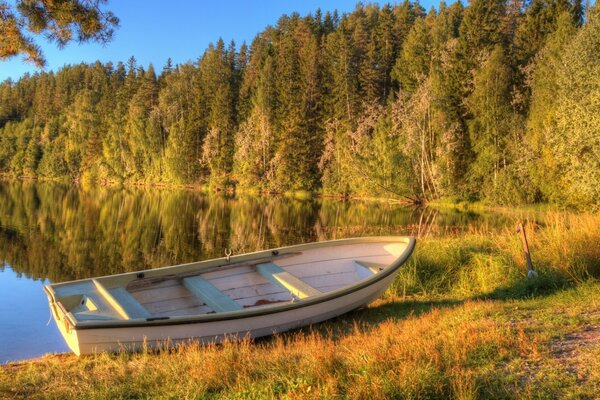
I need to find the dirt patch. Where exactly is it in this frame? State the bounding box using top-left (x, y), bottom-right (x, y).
top-left (550, 324), bottom-right (600, 384)
top-left (552, 325), bottom-right (600, 357)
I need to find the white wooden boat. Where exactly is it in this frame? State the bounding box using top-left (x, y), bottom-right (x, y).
top-left (45, 236), bottom-right (416, 355)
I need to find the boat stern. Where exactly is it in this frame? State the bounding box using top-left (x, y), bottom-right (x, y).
top-left (44, 285), bottom-right (83, 355)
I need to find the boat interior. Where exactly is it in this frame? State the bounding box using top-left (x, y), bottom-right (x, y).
top-left (48, 241), bottom-right (407, 323)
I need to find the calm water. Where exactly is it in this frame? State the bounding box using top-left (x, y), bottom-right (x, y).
top-left (0, 180), bottom-right (536, 363)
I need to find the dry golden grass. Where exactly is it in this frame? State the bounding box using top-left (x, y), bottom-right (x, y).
top-left (1, 214), bottom-right (599, 399)
top-left (1, 282), bottom-right (598, 399)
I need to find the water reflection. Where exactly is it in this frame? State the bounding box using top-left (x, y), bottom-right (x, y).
top-left (0, 180), bottom-right (528, 283)
top-left (0, 180), bottom-right (543, 362)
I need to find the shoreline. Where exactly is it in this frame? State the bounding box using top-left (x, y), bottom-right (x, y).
top-left (0, 174), bottom-right (570, 211)
top-left (2, 214), bottom-right (599, 398)
top-left (4, 284), bottom-right (598, 397)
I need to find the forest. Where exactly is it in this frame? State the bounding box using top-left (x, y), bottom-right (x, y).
top-left (0, 0), bottom-right (598, 206)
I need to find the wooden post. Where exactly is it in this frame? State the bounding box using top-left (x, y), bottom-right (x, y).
top-left (516, 222), bottom-right (538, 278)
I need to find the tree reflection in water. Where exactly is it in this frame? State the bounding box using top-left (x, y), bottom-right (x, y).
top-left (0, 180), bottom-right (526, 283)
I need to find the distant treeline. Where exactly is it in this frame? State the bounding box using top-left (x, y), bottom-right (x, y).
top-left (0, 1), bottom-right (598, 206)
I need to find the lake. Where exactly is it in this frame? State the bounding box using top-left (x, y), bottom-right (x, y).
top-left (0, 180), bottom-right (535, 363)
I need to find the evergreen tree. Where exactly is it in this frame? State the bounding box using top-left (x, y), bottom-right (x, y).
top-left (392, 16), bottom-right (431, 94)
top-left (323, 20), bottom-right (360, 123)
top-left (466, 45), bottom-right (523, 201)
top-left (1, 0), bottom-right (118, 67)
top-left (270, 16), bottom-right (322, 191)
top-left (233, 52), bottom-right (275, 190)
top-left (63, 89), bottom-right (99, 177)
top-left (200, 39), bottom-right (237, 189)
top-left (459, 0), bottom-right (507, 58)
top-left (514, 0), bottom-right (583, 65)
top-left (125, 63), bottom-right (160, 179)
top-left (160, 64), bottom-right (203, 183)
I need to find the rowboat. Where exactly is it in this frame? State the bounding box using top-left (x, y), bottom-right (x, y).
top-left (45, 236), bottom-right (416, 355)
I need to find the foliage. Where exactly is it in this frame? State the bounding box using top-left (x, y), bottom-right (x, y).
top-left (546, 6), bottom-right (600, 205)
top-left (0, 1), bottom-right (598, 206)
top-left (0, 0), bottom-right (118, 67)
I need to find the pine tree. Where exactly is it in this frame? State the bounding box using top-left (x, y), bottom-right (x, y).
top-left (200, 39), bottom-right (237, 189)
top-left (1, 0), bottom-right (118, 67)
top-left (427, 2), bottom-right (462, 192)
top-left (0, 1), bottom-right (595, 206)
top-left (392, 16), bottom-right (431, 94)
top-left (270, 16), bottom-right (322, 191)
top-left (102, 62), bottom-right (128, 180)
top-left (160, 64), bottom-right (202, 183)
top-left (459, 0), bottom-right (507, 58)
top-left (233, 52), bottom-right (275, 190)
top-left (323, 20), bottom-right (359, 123)
top-left (514, 0), bottom-right (583, 66)
top-left (466, 45), bottom-right (518, 198)
top-left (64, 89), bottom-right (99, 177)
top-left (125, 63), bottom-right (160, 179)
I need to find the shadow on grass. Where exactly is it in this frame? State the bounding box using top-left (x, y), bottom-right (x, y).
top-left (477, 272), bottom-right (570, 301)
top-left (93, 278), bottom-right (584, 360)
top-left (354, 298), bottom-right (463, 324)
top-left (262, 298), bottom-right (465, 343)
top-left (266, 274), bottom-right (576, 344)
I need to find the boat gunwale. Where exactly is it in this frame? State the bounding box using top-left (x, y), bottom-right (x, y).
top-left (45, 236), bottom-right (416, 330)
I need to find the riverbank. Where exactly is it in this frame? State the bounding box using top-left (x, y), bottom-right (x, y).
top-left (1, 213), bottom-right (599, 399)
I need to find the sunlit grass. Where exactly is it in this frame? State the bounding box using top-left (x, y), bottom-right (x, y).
top-left (1, 214), bottom-right (599, 399)
top-left (393, 213), bottom-right (600, 300)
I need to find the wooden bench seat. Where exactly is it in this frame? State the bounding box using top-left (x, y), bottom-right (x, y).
top-left (256, 263), bottom-right (321, 299)
top-left (92, 279), bottom-right (151, 320)
top-left (108, 287), bottom-right (152, 319)
top-left (183, 276), bottom-right (242, 313)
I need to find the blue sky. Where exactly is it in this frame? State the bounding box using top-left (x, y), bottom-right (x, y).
top-left (0, 0), bottom-right (444, 82)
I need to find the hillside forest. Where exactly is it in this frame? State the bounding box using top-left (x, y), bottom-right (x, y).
top-left (0, 0), bottom-right (599, 206)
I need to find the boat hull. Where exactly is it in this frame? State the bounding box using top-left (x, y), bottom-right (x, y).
top-left (54, 271), bottom-right (394, 355)
top-left (46, 236), bottom-right (415, 355)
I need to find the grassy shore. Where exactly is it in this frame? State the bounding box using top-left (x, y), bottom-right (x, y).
top-left (1, 214), bottom-right (599, 399)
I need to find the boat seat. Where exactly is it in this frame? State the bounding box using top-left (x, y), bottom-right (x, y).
top-left (108, 287), bottom-right (152, 319)
top-left (183, 276), bottom-right (242, 313)
top-left (93, 279), bottom-right (151, 320)
top-left (256, 263), bottom-right (321, 299)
